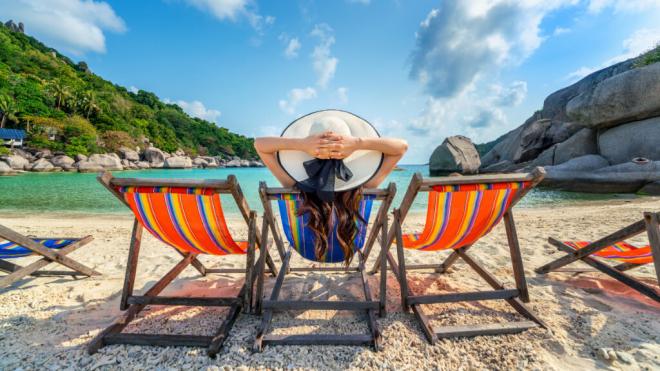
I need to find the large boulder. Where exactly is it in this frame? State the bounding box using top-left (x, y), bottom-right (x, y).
top-left (3, 155), bottom-right (29, 170)
top-left (225, 159), bottom-right (242, 167)
top-left (192, 157), bottom-right (208, 168)
top-left (87, 153), bottom-right (123, 171)
top-left (164, 156), bottom-right (193, 169)
top-left (143, 147), bottom-right (165, 165)
top-left (75, 154), bottom-right (87, 162)
top-left (566, 63), bottom-right (660, 129)
top-left (0, 160), bottom-right (15, 175)
top-left (598, 116), bottom-right (660, 165)
top-left (118, 147), bottom-right (140, 162)
top-left (545, 154), bottom-right (610, 172)
top-left (51, 155), bottom-right (75, 169)
top-left (30, 158), bottom-right (55, 172)
top-left (429, 136), bottom-right (481, 175)
top-left (535, 128), bottom-right (598, 167)
top-left (11, 148), bottom-right (34, 161)
top-left (249, 160), bottom-right (264, 167)
top-left (75, 161), bottom-right (104, 173)
top-left (135, 161), bottom-right (151, 169)
top-left (638, 181), bottom-right (660, 196)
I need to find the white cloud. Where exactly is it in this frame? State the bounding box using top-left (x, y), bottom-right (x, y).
top-left (311, 23), bottom-right (338, 88)
top-left (587, 0), bottom-right (660, 13)
top-left (278, 87), bottom-right (317, 114)
top-left (567, 27), bottom-right (660, 80)
top-left (166, 99), bottom-right (222, 123)
top-left (337, 87), bottom-right (349, 104)
top-left (0, 0), bottom-right (126, 54)
top-left (278, 34), bottom-right (301, 59)
top-left (128, 86), bottom-right (139, 94)
top-left (182, 0), bottom-right (273, 33)
top-left (553, 27), bottom-right (571, 36)
top-left (409, 1), bottom-right (574, 99)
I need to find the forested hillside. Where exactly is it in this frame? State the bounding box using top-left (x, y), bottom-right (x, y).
top-left (0, 22), bottom-right (256, 158)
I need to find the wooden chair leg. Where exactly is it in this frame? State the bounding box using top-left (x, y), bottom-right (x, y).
top-left (244, 212), bottom-right (257, 314)
top-left (255, 216), bottom-right (269, 314)
top-left (253, 250), bottom-right (291, 352)
top-left (644, 212), bottom-right (660, 285)
top-left (120, 220), bottom-right (142, 310)
top-left (379, 215), bottom-right (388, 317)
top-left (504, 212), bottom-right (529, 303)
top-left (394, 210), bottom-right (410, 312)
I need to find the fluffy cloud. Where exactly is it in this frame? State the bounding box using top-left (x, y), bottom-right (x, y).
top-left (279, 34), bottom-right (301, 59)
top-left (166, 99), bottom-right (222, 123)
top-left (182, 0), bottom-right (274, 33)
top-left (278, 87), bottom-right (317, 114)
top-left (311, 23), bottom-right (338, 88)
top-left (0, 0), bottom-right (126, 55)
top-left (586, 0), bottom-right (660, 13)
top-left (409, 1), bottom-right (574, 99)
top-left (568, 27), bottom-right (660, 80)
top-left (337, 87), bottom-right (349, 104)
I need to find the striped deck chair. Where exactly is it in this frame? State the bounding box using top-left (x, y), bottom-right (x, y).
top-left (253, 182), bottom-right (396, 351)
top-left (536, 212), bottom-right (660, 303)
top-left (0, 225), bottom-right (97, 288)
top-left (375, 168), bottom-right (547, 343)
top-left (88, 172), bottom-right (278, 357)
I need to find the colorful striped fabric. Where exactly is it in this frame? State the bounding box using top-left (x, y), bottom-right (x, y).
top-left (402, 181), bottom-right (530, 251)
top-left (0, 239), bottom-right (74, 258)
top-left (564, 241), bottom-right (653, 264)
top-left (116, 186), bottom-right (248, 255)
top-left (275, 194), bottom-right (375, 263)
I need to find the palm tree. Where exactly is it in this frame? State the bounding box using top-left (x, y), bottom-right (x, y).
top-left (0, 95), bottom-right (18, 128)
top-left (77, 90), bottom-right (99, 119)
top-left (49, 81), bottom-right (70, 110)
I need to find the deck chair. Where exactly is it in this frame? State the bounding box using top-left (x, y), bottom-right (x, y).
top-left (375, 168), bottom-right (547, 343)
top-left (536, 212), bottom-right (660, 303)
top-left (0, 225), bottom-right (98, 288)
top-left (88, 172), bottom-right (278, 357)
top-left (253, 182), bottom-right (396, 351)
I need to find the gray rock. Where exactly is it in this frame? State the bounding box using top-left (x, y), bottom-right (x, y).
top-left (164, 156), bottom-right (192, 168)
top-left (542, 159), bottom-right (659, 193)
top-left (249, 160), bottom-right (264, 167)
top-left (143, 147), bottom-right (165, 165)
top-left (429, 135), bottom-right (481, 175)
top-left (51, 155), bottom-right (75, 168)
top-left (75, 154), bottom-right (87, 162)
top-left (240, 159), bottom-right (251, 167)
top-left (174, 149), bottom-right (186, 156)
top-left (3, 155), bottom-right (29, 170)
top-left (88, 153), bottom-right (123, 170)
top-left (545, 154), bottom-right (610, 172)
top-left (567, 63), bottom-right (660, 129)
top-left (29, 158), bottom-right (55, 172)
top-left (136, 161), bottom-right (151, 169)
top-left (35, 149), bottom-right (52, 159)
top-left (225, 159), bottom-right (242, 167)
top-left (553, 128), bottom-right (598, 165)
top-left (481, 160), bottom-right (515, 172)
top-left (11, 148), bottom-right (34, 161)
top-left (0, 160), bottom-right (15, 175)
top-left (192, 157), bottom-right (208, 168)
top-left (598, 116), bottom-right (660, 165)
top-left (118, 147), bottom-right (140, 161)
top-left (532, 146), bottom-right (556, 167)
top-left (75, 161), bottom-right (104, 173)
top-left (638, 181), bottom-right (660, 195)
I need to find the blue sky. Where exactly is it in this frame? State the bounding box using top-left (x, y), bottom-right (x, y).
top-left (2, 0), bottom-right (660, 163)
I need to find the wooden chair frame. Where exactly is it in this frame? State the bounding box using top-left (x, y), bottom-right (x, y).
top-left (536, 211), bottom-right (660, 303)
top-left (0, 225), bottom-right (98, 288)
top-left (88, 172), bottom-right (278, 357)
top-left (374, 168), bottom-right (547, 343)
top-left (253, 182), bottom-right (396, 351)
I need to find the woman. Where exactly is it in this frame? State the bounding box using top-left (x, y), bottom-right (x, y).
top-left (255, 110), bottom-right (407, 265)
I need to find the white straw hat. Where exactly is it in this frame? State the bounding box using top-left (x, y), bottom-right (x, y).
top-left (277, 110), bottom-right (383, 192)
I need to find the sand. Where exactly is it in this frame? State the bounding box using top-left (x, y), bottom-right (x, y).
top-left (1, 197), bottom-right (659, 370)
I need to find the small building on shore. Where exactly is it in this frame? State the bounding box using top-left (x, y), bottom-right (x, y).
top-left (0, 128), bottom-right (26, 147)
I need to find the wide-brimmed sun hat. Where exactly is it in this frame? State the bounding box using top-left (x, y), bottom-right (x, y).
top-left (277, 110), bottom-right (383, 198)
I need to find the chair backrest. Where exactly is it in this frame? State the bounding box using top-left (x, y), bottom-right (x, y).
top-left (0, 238), bottom-right (73, 258)
top-left (99, 173), bottom-right (252, 256)
top-left (396, 168), bottom-right (545, 251)
top-left (261, 185), bottom-right (395, 263)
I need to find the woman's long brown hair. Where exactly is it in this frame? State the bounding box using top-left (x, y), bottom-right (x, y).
top-left (298, 187), bottom-right (365, 265)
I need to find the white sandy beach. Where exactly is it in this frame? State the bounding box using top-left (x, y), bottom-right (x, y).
top-left (1, 198), bottom-right (659, 370)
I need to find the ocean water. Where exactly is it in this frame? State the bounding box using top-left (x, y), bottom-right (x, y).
top-left (0, 165), bottom-right (632, 216)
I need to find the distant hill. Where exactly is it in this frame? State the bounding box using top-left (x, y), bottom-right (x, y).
top-left (0, 21), bottom-right (256, 158)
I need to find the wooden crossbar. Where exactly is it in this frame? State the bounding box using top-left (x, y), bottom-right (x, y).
top-left (262, 300), bottom-right (379, 311)
top-left (126, 296), bottom-right (240, 307)
top-left (407, 289), bottom-right (519, 305)
top-left (263, 334), bottom-right (374, 346)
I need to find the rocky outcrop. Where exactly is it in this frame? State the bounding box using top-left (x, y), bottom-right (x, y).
top-left (118, 147), bottom-right (140, 162)
top-left (51, 155), bottom-right (75, 170)
top-left (3, 155), bottom-right (29, 170)
top-left (29, 158), bottom-right (55, 172)
top-left (543, 160), bottom-right (660, 194)
top-left (429, 136), bottom-right (481, 175)
top-left (0, 160), bottom-right (15, 175)
top-left (88, 153), bottom-right (123, 170)
top-left (597, 116), bottom-right (660, 165)
top-left (566, 63), bottom-right (660, 129)
top-left (75, 161), bottom-right (104, 173)
top-left (164, 156), bottom-right (193, 169)
top-left (143, 147), bottom-right (165, 165)
top-left (533, 128), bottom-right (598, 166)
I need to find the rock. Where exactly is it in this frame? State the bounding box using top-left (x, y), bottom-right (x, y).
top-left (638, 181), bottom-right (660, 195)
top-left (249, 160), bottom-right (264, 167)
top-left (35, 149), bottom-right (52, 159)
top-left (536, 128), bottom-right (598, 167)
top-left (546, 155), bottom-right (610, 172)
top-left (3, 155), bottom-right (29, 170)
top-left (75, 161), bottom-right (104, 173)
top-left (29, 158), bottom-right (55, 172)
top-left (225, 159), bottom-right (242, 167)
top-left (567, 63), bottom-right (660, 129)
top-left (192, 157), bottom-right (208, 168)
top-left (240, 159), bottom-right (251, 167)
top-left (135, 161), bottom-right (151, 169)
top-left (11, 148), bottom-right (34, 161)
top-left (0, 160), bottom-right (15, 175)
top-left (88, 153), bottom-right (123, 170)
top-left (430, 136), bottom-right (481, 175)
top-left (50, 155), bottom-right (75, 168)
top-left (118, 147), bottom-right (140, 161)
top-left (174, 149), bottom-right (186, 156)
top-left (143, 147), bottom-right (165, 165)
top-left (75, 154), bottom-right (87, 162)
top-left (598, 116), bottom-right (660, 165)
top-left (164, 156), bottom-right (192, 168)
top-left (481, 160), bottom-right (515, 172)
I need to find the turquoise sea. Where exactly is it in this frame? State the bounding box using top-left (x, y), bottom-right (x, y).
top-left (0, 165), bottom-right (634, 216)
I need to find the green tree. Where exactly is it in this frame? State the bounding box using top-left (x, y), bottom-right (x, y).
top-left (0, 95), bottom-right (18, 128)
top-left (48, 80), bottom-right (70, 110)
